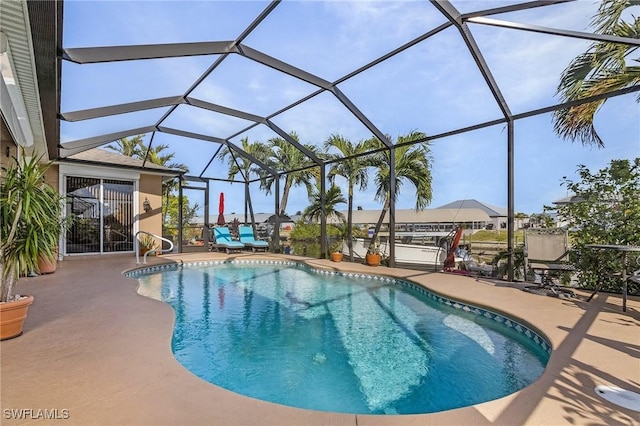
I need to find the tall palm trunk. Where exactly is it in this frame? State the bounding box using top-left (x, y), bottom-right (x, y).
top-left (0, 263), bottom-right (17, 302)
top-left (370, 197), bottom-right (390, 251)
top-left (1, 201), bottom-right (22, 301)
top-left (279, 177), bottom-right (293, 216)
top-left (347, 185), bottom-right (354, 260)
top-left (245, 184), bottom-right (257, 233)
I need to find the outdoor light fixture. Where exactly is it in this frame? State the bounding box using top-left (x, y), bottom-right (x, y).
top-left (143, 197), bottom-right (151, 213)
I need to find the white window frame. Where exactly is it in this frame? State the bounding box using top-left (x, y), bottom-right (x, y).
top-left (59, 163), bottom-right (141, 256)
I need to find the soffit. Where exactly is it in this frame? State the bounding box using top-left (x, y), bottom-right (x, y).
top-left (0, 0), bottom-right (46, 157)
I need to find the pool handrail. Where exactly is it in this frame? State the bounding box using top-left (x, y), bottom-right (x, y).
top-left (134, 231), bottom-right (174, 264)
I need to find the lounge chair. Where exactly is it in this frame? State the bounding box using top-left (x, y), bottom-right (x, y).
top-left (524, 228), bottom-right (575, 297)
top-left (211, 227), bottom-right (244, 254)
top-left (238, 226), bottom-right (269, 252)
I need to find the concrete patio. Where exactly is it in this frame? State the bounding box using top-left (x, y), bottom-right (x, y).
top-left (1, 253), bottom-right (638, 425)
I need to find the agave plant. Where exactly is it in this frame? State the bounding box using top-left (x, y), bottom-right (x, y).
top-left (0, 153), bottom-right (69, 302)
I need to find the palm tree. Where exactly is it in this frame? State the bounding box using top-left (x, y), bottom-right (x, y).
top-left (106, 134), bottom-right (188, 171)
top-left (301, 182), bottom-right (347, 257)
top-left (145, 143), bottom-right (188, 171)
top-left (324, 134), bottom-right (376, 260)
top-left (261, 132), bottom-right (319, 216)
top-left (553, 0), bottom-right (640, 147)
top-left (301, 184), bottom-right (346, 223)
top-left (106, 134), bottom-right (189, 226)
top-left (142, 143), bottom-right (189, 226)
top-left (105, 134), bottom-right (146, 157)
top-left (368, 131), bottom-right (433, 251)
top-left (216, 137), bottom-right (270, 228)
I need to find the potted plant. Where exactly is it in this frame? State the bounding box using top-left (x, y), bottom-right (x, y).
top-left (492, 247), bottom-right (528, 281)
top-left (330, 240), bottom-right (344, 262)
top-left (138, 234), bottom-right (159, 256)
top-left (365, 240), bottom-right (382, 266)
top-left (1, 153), bottom-right (67, 340)
top-left (37, 249), bottom-right (59, 274)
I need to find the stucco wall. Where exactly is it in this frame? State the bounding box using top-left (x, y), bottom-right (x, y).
top-left (0, 119), bottom-right (18, 172)
top-left (43, 163), bottom-right (59, 190)
top-left (138, 174), bottom-right (163, 237)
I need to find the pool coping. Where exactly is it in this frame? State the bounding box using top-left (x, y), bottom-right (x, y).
top-left (2, 252), bottom-right (639, 425)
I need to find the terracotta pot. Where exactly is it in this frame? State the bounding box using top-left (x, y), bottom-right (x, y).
top-left (37, 253), bottom-right (57, 274)
top-left (331, 252), bottom-right (343, 262)
top-left (0, 295), bottom-right (34, 340)
top-left (365, 253), bottom-right (381, 266)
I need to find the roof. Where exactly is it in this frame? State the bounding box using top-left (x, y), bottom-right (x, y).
top-left (62, 148), bottom-right (183, 175)
top-left (435, 199), bottom-right (507, 218)
top-left (196, 204), bottom-right (498, 226)
top-left (326, 208), bottom-right (491, 225)
top-left (552, 195), bottom-right (585, 205)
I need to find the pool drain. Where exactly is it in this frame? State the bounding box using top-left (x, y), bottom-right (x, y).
top-left (594, 385), bottom-right (640, 412)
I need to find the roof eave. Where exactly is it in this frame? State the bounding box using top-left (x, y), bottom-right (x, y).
top-left (57, 157), bottom-right (185, 178)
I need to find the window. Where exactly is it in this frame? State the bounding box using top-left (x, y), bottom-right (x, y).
top-left (66, 176), bottom-right (134, 254)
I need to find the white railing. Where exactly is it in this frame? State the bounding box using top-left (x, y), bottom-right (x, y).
top-left (134, 231), bottom-right (174, 264)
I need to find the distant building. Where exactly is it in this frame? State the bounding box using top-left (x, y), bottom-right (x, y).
top-left (194, 199), bottom-right (528, 238)
top-left (550, 194), bottom-right (583, 228)
top-left (326, 199), bottom-right (513, 234)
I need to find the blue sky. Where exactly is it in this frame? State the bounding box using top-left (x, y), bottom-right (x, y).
top-left (60, 1), bottom-right (639, 217)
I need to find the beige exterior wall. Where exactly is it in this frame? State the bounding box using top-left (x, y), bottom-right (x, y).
top-left (43, 163), bottom-right (59, 190)
top-left (0, 119), bottom-right (18, 172)
top-left (138, 174), bottom-right (163, 237)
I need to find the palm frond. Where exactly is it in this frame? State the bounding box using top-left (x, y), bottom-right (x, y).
top-left (554, 2), bottom-right (639, 146)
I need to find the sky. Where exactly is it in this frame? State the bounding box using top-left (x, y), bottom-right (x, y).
top-left (60, 0), bottom-right (639, 218)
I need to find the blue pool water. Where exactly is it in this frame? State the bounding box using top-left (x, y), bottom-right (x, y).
top-left (133, 261), bottom-right (549, 415)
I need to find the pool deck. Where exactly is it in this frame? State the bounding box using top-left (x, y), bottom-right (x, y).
top-left (1, 252), bottom-right (639, 426)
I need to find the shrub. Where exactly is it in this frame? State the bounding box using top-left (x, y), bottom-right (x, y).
top-left (549, 158), bottom-right (640, 294)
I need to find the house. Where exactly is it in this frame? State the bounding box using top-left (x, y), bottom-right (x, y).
top-left (325, 199), bottom-right (513, 234)
top-left (0, 2), bottom-right (181, 258)
top-left (58, 148), bottom-right (182, 255)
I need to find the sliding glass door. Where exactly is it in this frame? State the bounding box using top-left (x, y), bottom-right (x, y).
top-left (66, 176), bottom-right (134, 254)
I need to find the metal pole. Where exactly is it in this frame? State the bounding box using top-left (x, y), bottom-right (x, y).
top-left (389, 147), bottom-right (396, 267)
top-left (274, 176), bottom-right (281, 252)
top-left (204, 180), bottom-right (209, 227)
top-left (178, 178), bottom-right (183, 253)
top-left (507, 119), bottom-right (515, 282)
top-left (320, 165), bottom-right (327, 259)
top-left (244, 182), bottom-right (249, 224)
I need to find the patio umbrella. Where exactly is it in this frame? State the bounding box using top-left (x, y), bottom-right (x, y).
top-left (217, 192), bottom-right (225, 226)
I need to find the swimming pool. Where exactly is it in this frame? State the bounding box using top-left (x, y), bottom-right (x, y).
top-left (131, 260), bottom-right (550, 415)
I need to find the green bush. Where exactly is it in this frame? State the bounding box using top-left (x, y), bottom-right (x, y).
top-left (550, 159), bottom-right (640, 294)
